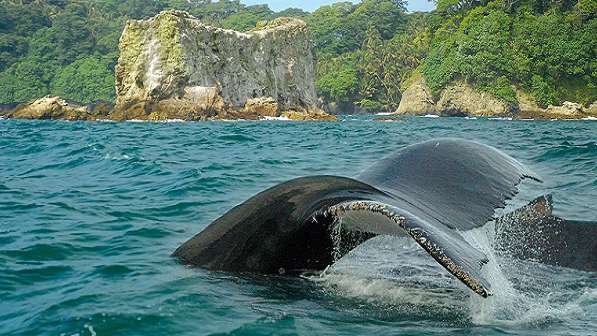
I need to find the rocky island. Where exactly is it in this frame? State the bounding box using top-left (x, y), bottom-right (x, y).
top-left (5, 11), bottom-right (333, 121)
top-left (115, 11), bottom-right (331, 121)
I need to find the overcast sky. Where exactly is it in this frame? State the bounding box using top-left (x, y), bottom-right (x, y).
top-left (241, 1), bottom-right (435, 13)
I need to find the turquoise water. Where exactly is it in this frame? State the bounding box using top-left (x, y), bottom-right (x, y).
top-left (1, 116), bottom-right (595, 335)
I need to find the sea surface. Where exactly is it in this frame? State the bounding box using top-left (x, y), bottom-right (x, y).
top-left (1, 115), bottom-right (596, 336)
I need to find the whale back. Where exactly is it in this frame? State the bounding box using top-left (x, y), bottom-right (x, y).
top-left (495, 195), bottom-right (597, 272)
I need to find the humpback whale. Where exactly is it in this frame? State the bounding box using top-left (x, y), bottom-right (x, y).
top-left (173, 138), bottom-right (597, 297)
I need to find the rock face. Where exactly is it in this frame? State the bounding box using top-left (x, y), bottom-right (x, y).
top-left (395, 76), bottom-right (436, 115)
top-left (8, 96), bottom-right (114, 120)
top-left (518, 101), bottom-right (592, 119)
top-left (436, 82), bottom-right (509, 117)
top-left (115, 10), bottom-right (331, 120)
top-left (396, 78), bottom-right (596, 119)
top-left (545, 102), bottom-right (585, 117)
top-left (516, 87), bottom-right (596, 119)
top-left (588, 102), bottom-right (597, 116)
top-left (395, 80), bottom-right (508, 117)
top-left (516, 90), bottom-right (543, 116)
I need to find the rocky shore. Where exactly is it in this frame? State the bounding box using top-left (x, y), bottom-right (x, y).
top-left (3, 10), bottom-right (594, 122)
top-left (3, 95), bottom-right (334, 121)
top-left (6, 97), bottom-right (114, 121)
top-left (395, 76), bottom-right (597, 120)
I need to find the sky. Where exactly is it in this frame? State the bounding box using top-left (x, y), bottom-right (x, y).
top-left (241, 1), bottom-right (436, 13)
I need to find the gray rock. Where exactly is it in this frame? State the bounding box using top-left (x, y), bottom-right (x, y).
top-left (115, 11), bottom-right (329, 120)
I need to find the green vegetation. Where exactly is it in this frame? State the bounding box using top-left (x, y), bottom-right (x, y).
top-left (0, 0), bottom-right (595, 110)
top-left (424, 0), bottom-right (596, 107)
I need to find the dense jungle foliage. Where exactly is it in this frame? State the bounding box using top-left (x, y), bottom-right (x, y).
top-left (0, 0), bottom-right (595, 111)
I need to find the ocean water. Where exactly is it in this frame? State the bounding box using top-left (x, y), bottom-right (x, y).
top-left (0, 116), bottom-right (595, 336)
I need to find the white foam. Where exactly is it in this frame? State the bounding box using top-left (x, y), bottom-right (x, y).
top-left (462, 223), bottom-right (594, 327)
top-left (84, 324), bottom-right (97, 336)
top-left (261, 116), bottom-right (291, 121)
top-left (314, 272), bottom-right (460, 307)
top-left (419, 114), bottom-right (440, 118)
top-left (312, 221), bottom-right (595, 328)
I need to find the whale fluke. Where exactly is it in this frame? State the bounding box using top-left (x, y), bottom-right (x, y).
top-left (173, 139), bottom-right (594, 298)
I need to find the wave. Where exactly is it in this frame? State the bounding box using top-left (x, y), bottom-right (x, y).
top-left (307, 223), bottom-right (596, 328)
top-left (261, 116), bottom-right (291, 121)
top-left (488, 117), bottom-right (513, 121)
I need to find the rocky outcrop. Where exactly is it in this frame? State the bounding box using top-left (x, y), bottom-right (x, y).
top-left (395, 76), bottom-right (436, 115)
top-left (518, 101), bottom-right (594, 119)
top-left (115, 10), bottom-right (332, 121)
top-left (545, 102), bottom-right (585, 118)
top-left (515, 90), bottom-right (543, 117)
top-left (588, 102), bottom-right (597, 116)
top-left (395, 80), bottom-right (508, 117)
top-left (516, 89), bottom-right (596, 119)
top-left (396, 78), bottom-right (596, 119)
top-left (436, 82), bottom-right (509, 117)
top-left (7, 96), bottom-right (114, 120)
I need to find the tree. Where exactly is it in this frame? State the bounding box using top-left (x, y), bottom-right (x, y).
top-left (349, 0), bottom-right (407, 39)
top-left (316, 53), bottom-right (360, 103)
top-left (307, 2), bottom-right (358, 57)
top-left (0, 57), bottom-right (51, 104)
top-left (50, 56), bottom-right (116, 102)
top-left (359, 27), bottom-right (386, 105)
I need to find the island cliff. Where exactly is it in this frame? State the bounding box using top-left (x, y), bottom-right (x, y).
top-left (115, 10), bottom-right (331, 121)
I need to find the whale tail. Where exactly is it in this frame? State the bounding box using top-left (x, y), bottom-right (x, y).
top-left (173, 139), bottom-right (595, 298)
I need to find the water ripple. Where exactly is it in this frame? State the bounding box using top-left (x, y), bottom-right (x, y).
top-left (0, 117), bottom-right (595, 336)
